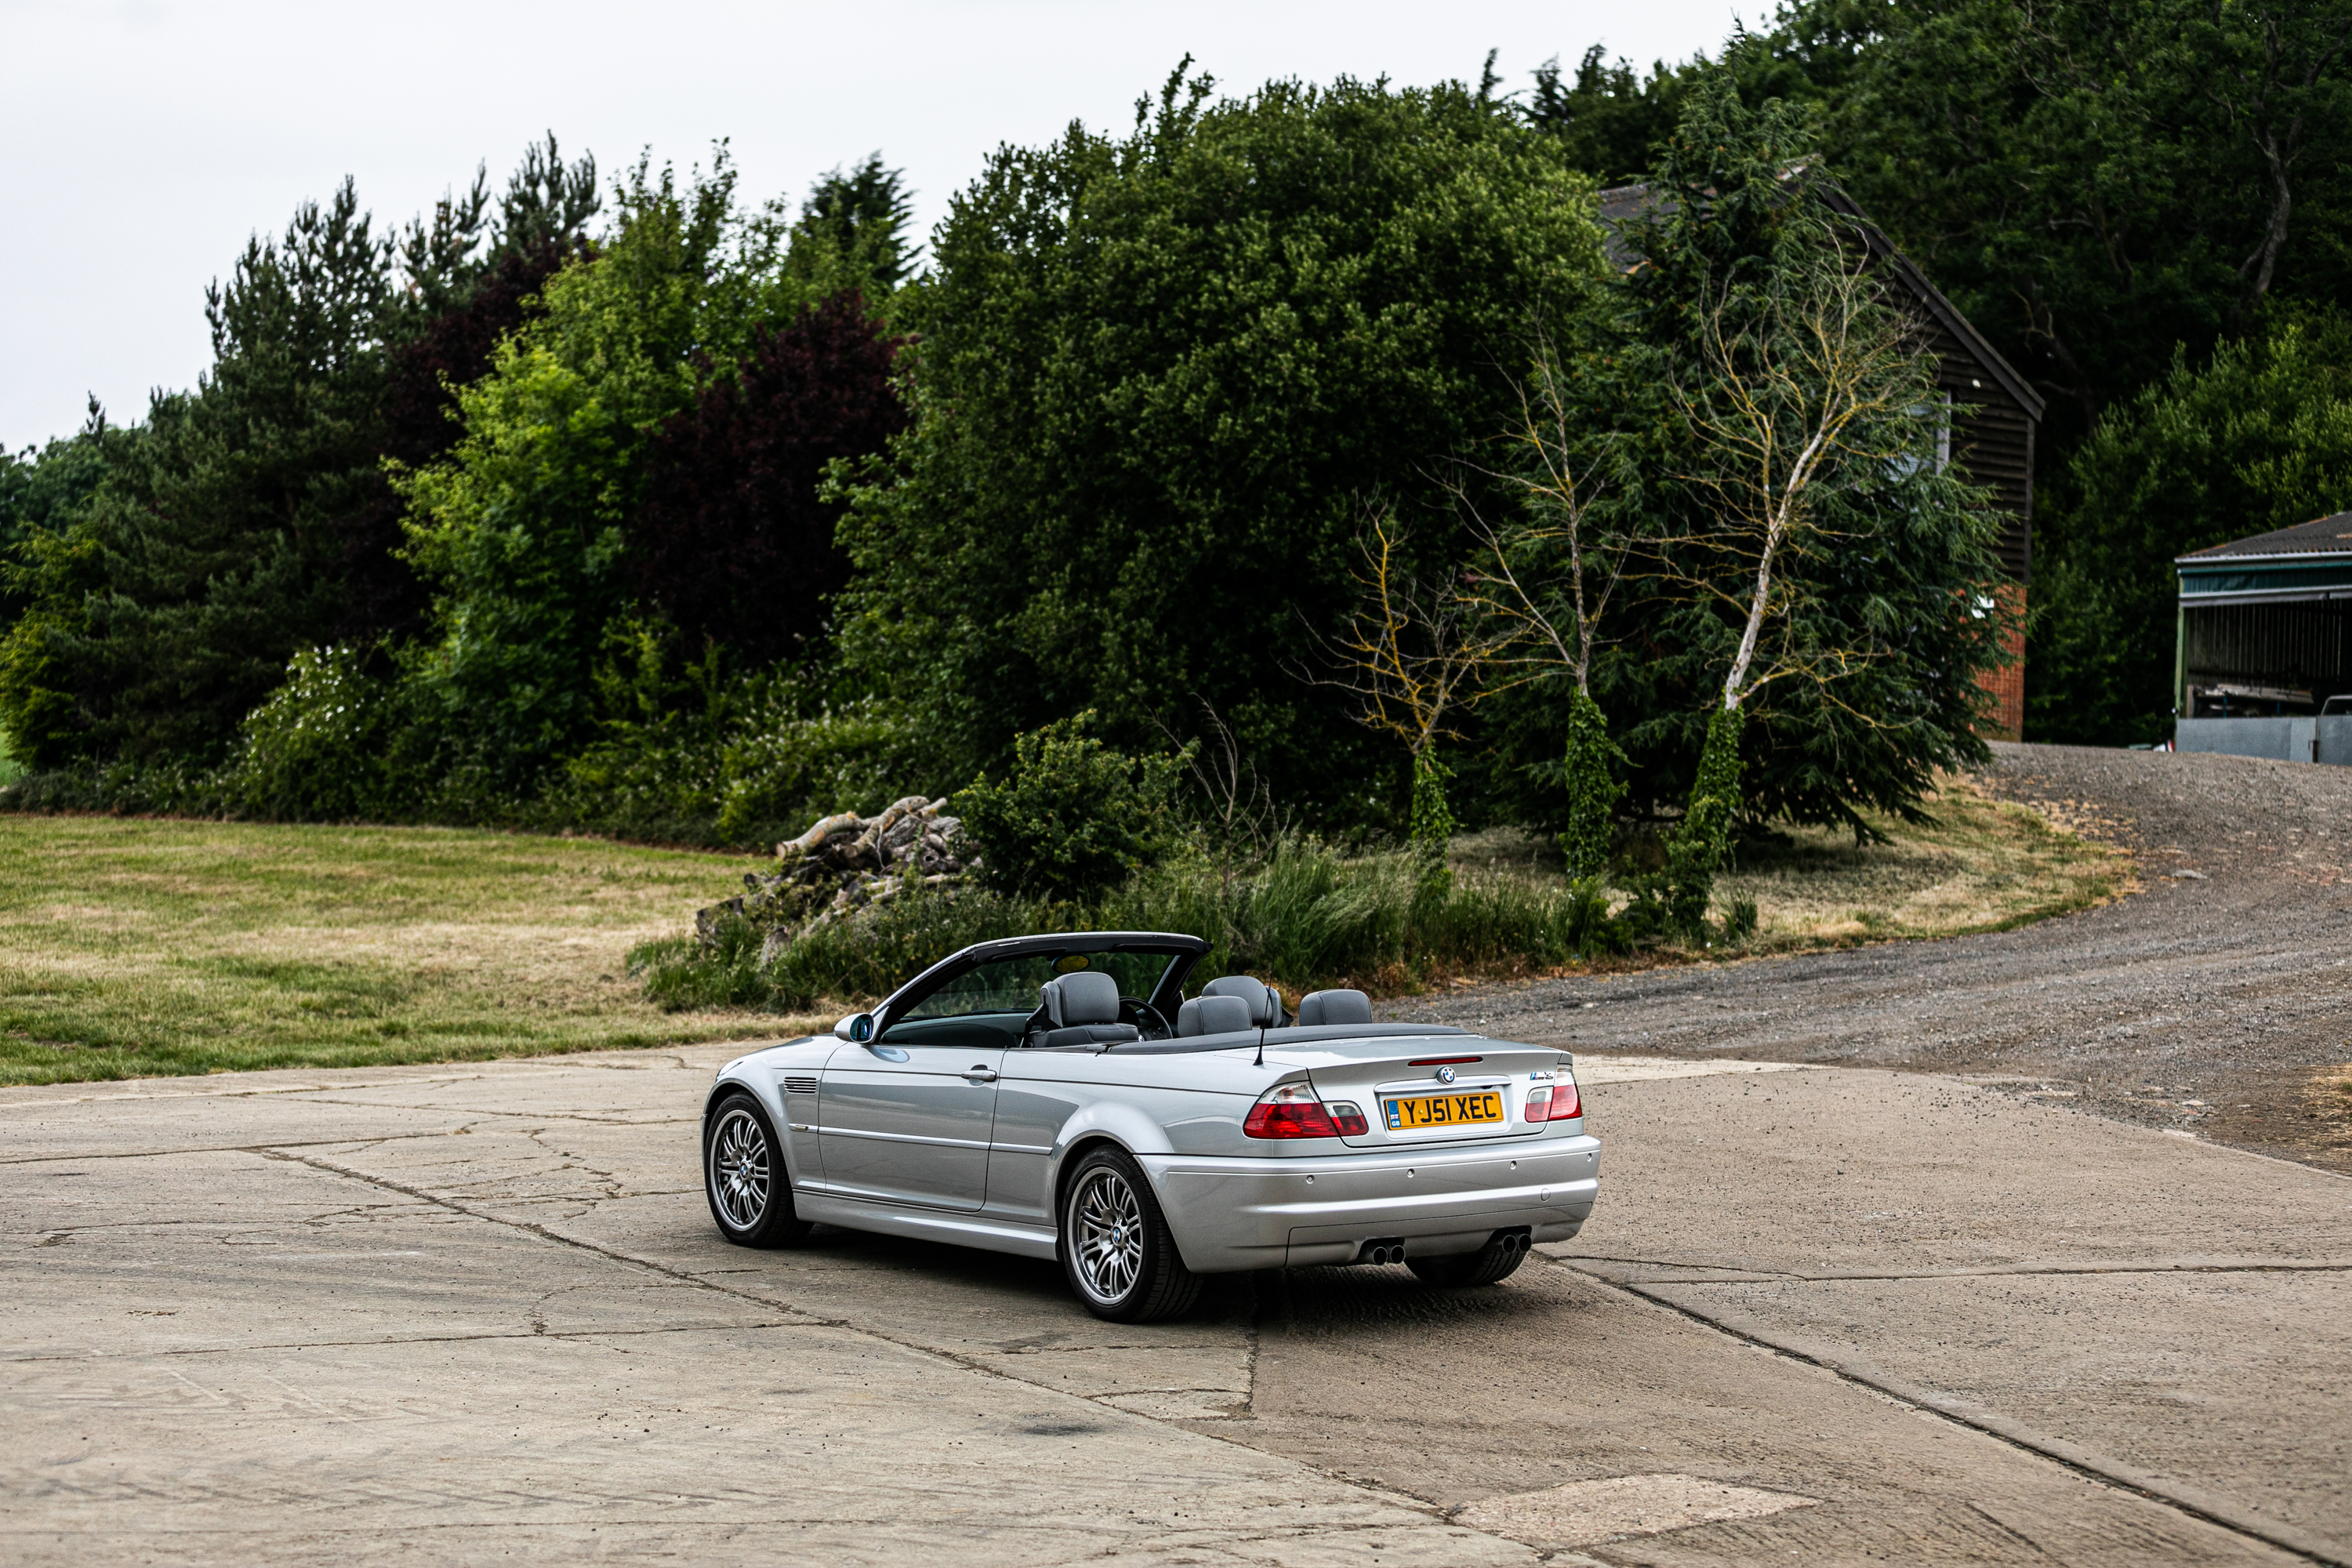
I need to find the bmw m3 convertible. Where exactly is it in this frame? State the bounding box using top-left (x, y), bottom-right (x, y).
top-left (701, 931), bottom-right (1601, 1321)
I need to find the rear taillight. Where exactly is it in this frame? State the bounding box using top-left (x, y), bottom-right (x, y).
top-left (1524, 1080), bottom-right (1582, 1123)
top-left (1244, 1081), bottom-right (1338, 1138)
top-left (1327, 1100), bottom-right (1369, 1136)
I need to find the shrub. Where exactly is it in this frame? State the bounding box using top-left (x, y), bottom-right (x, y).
top-left (540, 668), bottom-right (910, 849)
top-left (220, 644), bottom-right (403, 822)
top-left (953, 713), bottom-right (1191, 901)
top-left (630, 916), bottom-right (778, 1011)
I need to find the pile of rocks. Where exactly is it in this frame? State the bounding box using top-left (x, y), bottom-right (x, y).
top-left (695, 795), bottom-right (979, 963)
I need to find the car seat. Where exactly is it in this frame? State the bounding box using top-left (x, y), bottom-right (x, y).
top-left (1201, 975), bottom-right (1285, 1026)
top-left (1295, 988), bottom-right (1373, 1026)
top-left (1174, 994), bottom-right (1254, 1036)
top-left (1034, 971), bottom-right (1141, 1050)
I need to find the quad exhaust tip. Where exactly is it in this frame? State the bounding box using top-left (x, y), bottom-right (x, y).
top-left (1360, 1229), bottom-right (1530, 1267)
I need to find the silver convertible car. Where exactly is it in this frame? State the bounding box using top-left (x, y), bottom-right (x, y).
top-left (700, 931), bottom-right (1600, 1321)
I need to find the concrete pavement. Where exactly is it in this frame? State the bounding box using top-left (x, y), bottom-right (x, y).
top-left (5, 1046), bottom-right (2347, 1565)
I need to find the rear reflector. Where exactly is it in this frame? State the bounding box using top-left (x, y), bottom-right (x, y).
top-left (1244, 1081), bottom-right (1338, 1138)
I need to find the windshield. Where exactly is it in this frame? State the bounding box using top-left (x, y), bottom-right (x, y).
top-left (897, 949), bottom-right (1182, 1023)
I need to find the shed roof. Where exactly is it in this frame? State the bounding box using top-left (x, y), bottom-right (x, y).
top-left (1592, 180), bottom-right (2045, 424)
top-left (2177, 513), bottom-right (2352, 565)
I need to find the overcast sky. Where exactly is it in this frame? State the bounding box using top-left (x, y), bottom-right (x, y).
top-left (2, 0), bottom-right (1752, 451)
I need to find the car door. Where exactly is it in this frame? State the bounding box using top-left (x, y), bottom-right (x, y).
top-left (815, 1024), bottom-right (1004, 1210)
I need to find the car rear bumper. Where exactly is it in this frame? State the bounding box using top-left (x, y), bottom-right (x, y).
top-left (1141, 1133), bottom-right (1601, 1272)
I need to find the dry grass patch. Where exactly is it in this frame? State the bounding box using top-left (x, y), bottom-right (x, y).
top-left (2307, 1065), bottom-right (2352, 1155)
top-left (0, 817), bottom-right (829, 1086)
top-left (1716, 772), bottom-right (2129, 950)
top-left (1451, 769), bottom-right (2126, 960)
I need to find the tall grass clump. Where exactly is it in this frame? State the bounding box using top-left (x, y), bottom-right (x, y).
top-left (1120, 837), bottom-right (1619, 985)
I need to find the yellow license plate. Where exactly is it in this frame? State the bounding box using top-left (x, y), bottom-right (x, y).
top-left (1382, 1091), bottom-right (1504, 1131)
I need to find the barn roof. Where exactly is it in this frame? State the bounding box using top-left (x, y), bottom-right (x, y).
top-left (2177, 513), bottom-right (2352, 565)
top-left (1592, 180), bottom-right (2046, 424)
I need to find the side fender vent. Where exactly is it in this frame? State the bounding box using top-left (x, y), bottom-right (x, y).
top-left (784, 1076), bottom-right (819, 1096)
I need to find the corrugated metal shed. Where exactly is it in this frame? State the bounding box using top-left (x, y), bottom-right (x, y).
top-left (2173, 514), bottom-right (2352, 720)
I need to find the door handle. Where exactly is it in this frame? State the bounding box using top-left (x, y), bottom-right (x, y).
top-left (964, 1065), bottom-right (999, 1082)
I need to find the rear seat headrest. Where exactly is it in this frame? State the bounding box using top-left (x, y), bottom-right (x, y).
top-left (1201, 975), bottom-right (1282, 1026)
top-left (1041, 970), bottom-right (1121, 1027)
top-left (1176, 995), bottom-right (1254, 1036)
top-left (1296, 988), bottom-right (1373, 1026)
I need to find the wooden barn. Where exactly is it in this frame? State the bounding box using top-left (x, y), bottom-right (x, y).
top-left (1596, 182), bottom-right (2045, 737)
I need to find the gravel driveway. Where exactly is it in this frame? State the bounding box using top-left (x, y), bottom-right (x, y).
top-left (1390, 742), bottom-right (2352, 1173)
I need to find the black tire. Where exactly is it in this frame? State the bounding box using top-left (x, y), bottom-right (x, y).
top-left (703, 1091), bottom-right (813, 1248)
top-left (1407, 1236), bottom-right (1527, 1287)
top-left (1058, 1147), bottom-right (1203, 1323)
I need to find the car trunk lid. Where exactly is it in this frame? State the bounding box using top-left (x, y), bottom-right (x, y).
top-left (1299, 1040), bottom-right (1569, 1147)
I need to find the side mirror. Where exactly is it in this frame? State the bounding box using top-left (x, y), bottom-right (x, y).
top-left (833, 1012), bottom-right (874, 1044)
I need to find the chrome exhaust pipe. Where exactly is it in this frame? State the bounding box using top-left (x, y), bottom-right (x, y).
top-left (1359, 1238), bottom-right (1406, 1265)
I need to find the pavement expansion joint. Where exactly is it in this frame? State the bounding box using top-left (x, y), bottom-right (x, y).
top-left (3, 1321), bottom-right (818, 1365)
top-left (281, 1094), bottom-right (691, 1125)
top-left (1564, 1252), bottom-right (2352, 1283)
top-left (1548, 1256), bottom-right (2350, 1568)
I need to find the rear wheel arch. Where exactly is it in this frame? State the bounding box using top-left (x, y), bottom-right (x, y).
top-left (1052, 1133), bottom-right (1139, 1226)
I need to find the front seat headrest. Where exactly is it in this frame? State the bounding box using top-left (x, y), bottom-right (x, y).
top-left (1296, 988), bottom-right (1373, 1026)
top-left (1202, 975), bottom-right (1282, 1026)
top-left (1041, 970), bottom-right (1122, 1027)
top-left (1176, 995), bottom-right (1254, 1036)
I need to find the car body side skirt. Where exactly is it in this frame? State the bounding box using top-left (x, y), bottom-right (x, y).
top-left (793, 1189), bottom-right (1060, 1261)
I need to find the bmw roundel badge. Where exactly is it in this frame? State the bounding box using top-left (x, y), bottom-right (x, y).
top-left (1436, 1065), bottom-right (1457, 1083)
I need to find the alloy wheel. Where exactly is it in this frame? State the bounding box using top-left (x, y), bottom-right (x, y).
top-left (710, 1106), bottom-right (771, 1231)
top-left (1070, 1167), bottom-right (1145, 1305)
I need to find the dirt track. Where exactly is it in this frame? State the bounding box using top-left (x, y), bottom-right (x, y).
top-left (1392, 742), bottom-right (2352, 1173)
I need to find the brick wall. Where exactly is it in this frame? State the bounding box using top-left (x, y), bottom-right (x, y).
top-left (1975, 582), bottom-right (2027, 739)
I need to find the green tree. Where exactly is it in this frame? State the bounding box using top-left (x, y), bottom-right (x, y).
top-left (788, 154), bottom-right (918, 296)
top-left (0, 140), bottom-right (603, 777)
top-left (2030, 305), bottom-right (2352, 742)
top-left (834, 67), bottom-right (1605, 822)
top-left (0, 182), bottom-right (395, 768)
top-left (394, 150), bottom-right (829, 790)
top-left (1801, 0), bottom-right (2352, 445)
top-left (0, 408), bottom-right (122, 768)
top-left (1607, 65), bottom-right (2009, 855)
top-left (1526, 47), bottom-right (1704, 184)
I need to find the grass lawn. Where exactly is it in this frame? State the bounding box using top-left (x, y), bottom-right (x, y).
top-left (2, 771), bottom-right (2123, 1087)
top-left (0, 817), bottom-right (826, 1087)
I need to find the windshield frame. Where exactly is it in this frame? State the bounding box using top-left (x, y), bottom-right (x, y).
top-left (872, 933), bottom-right (1207, 1037)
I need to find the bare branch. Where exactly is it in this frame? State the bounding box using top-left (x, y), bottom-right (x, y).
top-left (1657, 229), bottom-right (1936, 713)
top-left (1297, 504), bottom-right (1517, 759)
